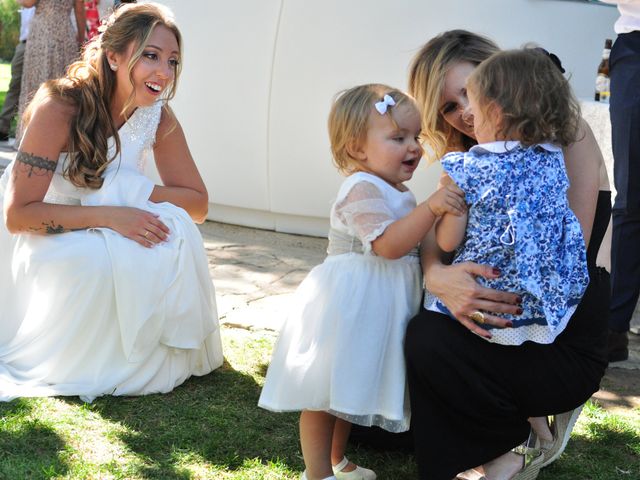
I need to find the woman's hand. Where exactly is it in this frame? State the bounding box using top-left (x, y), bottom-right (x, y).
top-left (106, 206), bottom-right (170, 248)
top-left (425, 261), bottom-right (522, 339)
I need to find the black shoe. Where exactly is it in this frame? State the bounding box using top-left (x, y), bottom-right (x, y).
top-left (607, 330), bottom-right (629, 363)
top-left (0, 131), bottom-right (9, 142)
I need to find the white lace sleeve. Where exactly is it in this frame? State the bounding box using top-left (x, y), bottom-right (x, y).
top-left (334, 180), bottom-right (396, 254)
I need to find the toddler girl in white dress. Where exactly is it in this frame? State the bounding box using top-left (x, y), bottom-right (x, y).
top-left (258, 84), bottom-right (466, 480)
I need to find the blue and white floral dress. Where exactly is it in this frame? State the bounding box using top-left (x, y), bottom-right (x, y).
top-left (427, 141), bottom-right (589, 345)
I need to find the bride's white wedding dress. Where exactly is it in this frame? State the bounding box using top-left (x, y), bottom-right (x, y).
top-left (0, 102), bottom-right (223, 402)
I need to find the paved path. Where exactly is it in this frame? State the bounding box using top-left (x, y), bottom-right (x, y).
top-left (199, 220), bottom-right (326, 333)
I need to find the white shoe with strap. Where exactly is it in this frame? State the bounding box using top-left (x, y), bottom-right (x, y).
top-left (332, 457), bottom-right (377, 480)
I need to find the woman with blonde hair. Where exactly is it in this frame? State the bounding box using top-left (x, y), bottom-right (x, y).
top-left (404, 30), bottom-right (610, 479)
top-left (0, 2), bottom-right (223, 402)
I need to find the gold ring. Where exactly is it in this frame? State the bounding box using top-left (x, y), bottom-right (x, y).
top-left (144, 231), bottom-right (150, 239)
top-left (469, 311), bottom-right (485, 324)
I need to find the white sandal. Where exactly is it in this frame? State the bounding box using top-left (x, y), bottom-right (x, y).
top-left (332, 456), bottom-right (377, 480)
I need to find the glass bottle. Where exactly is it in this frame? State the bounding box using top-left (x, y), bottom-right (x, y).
top-left (595, 39), bottom-right (612, 103)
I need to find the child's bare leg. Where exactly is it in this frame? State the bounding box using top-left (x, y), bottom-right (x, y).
top-left (330, 418), bottom-right (356, 472)
top-left (528, 416), bottom-right (553, 442)
top-left (300, 410), bottom-right (337, 479)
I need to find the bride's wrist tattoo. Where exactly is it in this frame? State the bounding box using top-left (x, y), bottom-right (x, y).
top-left (14, 151), bottom-right (56, 178)
top-left (28, 221), bottom-right (85, 235)
top-left (43, 221), bottom-right (65, 234)
top-left (28, 220), bottom-right (66, 234)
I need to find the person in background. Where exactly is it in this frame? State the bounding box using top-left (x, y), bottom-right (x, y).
top-left (0, 6), bottom-right (35, 142)
top-left (600, 0), bottom-right (640, 362)
top-left (83, 0), bottom-right (114, 40)
top-left (15, 0), bottom-right (85, 144)
top-left (85, 0), bottom-right (101, 39)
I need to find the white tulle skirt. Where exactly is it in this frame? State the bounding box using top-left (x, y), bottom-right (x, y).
top-left (258, 253), bottom-right (421, 432)
top-left (0, 165), bottom-right (223, 402)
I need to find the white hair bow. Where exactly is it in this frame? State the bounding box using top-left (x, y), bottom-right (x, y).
top-left (375, 94), bottom-right (396, 115)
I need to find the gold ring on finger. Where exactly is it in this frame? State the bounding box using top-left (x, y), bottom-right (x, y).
top-left (469, 311), bottom-right (485, 324)
top-left (144, 231), bottom-right (150, 239)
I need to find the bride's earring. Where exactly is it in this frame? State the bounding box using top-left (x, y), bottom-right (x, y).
top-left (109, 63), bottom-right (118, 71)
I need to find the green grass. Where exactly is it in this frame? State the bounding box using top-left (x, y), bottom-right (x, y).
top-left (539, 401), bottom-right (640, 480)
top-left (0, 326), bottom-right (638, 479)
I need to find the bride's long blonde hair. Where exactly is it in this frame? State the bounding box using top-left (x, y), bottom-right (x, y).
top-left (22, 2), bottom-right (182, 189)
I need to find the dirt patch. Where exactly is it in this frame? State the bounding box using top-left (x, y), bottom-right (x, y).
top-left (592, 367), bottom-right (640, 414)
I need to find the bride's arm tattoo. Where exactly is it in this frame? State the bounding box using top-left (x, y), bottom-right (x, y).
top-left (44, 221), bottom-right (65, 234)
top-left (27, 221), bottom-right (66, 234)
top-left (13, 153), bottom-right (81, 234)
top-left (14, 151), bottom-right (57, 179)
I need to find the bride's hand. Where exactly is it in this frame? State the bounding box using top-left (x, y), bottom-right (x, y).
top-left (105, 207), bottom-right (170, 248)
top-left (425, 261), bottom-right (522, 338)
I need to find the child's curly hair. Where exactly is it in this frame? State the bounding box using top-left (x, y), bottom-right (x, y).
top-left (467, 48), bottom-right (581, 147)
top-left (328, 84), bottom-right (417, 174)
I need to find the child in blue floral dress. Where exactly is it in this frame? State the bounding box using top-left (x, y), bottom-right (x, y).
top-left (429, 48), bottom-right (589, 346)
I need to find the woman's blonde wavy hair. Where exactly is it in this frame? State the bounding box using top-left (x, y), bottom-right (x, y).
top-left (467, 48), bottom-right (581, 147)
top-left (408, 30), bottom-right (499, 162)
top-left (22, 2), bottom-right (182, 189)
top-left (328, 83), bottom-right (417, 175)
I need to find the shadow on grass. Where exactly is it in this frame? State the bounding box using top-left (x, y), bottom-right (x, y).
top-left (257, 361), bottom-right (269, 379)
top-left (0, 399), bottom-right (69, 479)
top-left (61, 359), bottom-right (302, 479)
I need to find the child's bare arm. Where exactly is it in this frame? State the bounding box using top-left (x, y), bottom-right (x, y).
top-left (436, 210), bottom-right (468, 252)
top-left (372, 184), bottom-right (466, 259)
top-left (433, 173), bottom-right (468, 252)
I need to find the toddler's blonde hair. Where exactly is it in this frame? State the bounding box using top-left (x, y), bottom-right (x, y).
top-left (467, 48), bottom-right (581, 147)
top-left (328, 84), bottom-right (417, 174)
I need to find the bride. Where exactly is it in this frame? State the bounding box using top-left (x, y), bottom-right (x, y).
top-left (0, 2), bottom-right (223, 402)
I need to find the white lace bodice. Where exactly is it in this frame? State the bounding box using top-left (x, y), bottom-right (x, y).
top-left (42, 102), bottom-right (163, 205)
top-left (327, 172), bottom-right (417, 255)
